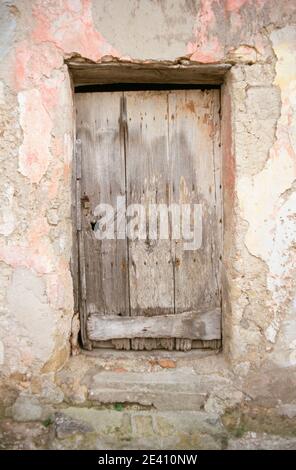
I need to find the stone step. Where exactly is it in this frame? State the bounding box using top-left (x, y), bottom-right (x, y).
top-left (52, 407), bottom-right (226, 450)
top-left (85, 368), bottom-right (229, 410)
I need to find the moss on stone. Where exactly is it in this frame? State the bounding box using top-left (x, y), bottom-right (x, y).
top-left (222, 404), bottom-right (296, 438)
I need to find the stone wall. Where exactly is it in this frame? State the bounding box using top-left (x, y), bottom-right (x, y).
top-left (0, 0), bottom-right (296, 436)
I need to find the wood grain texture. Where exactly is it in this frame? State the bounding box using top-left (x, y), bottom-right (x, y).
top-left (76, 89), bottom-right (222, 350)
top-left (74, 139), bottom-right (91, 349)
top-left (125, 91), bottom-right (175, 350)
top-left (68, 61), bottom-right (231, 86)
top-left (168, 90), bottom-right (222, 351)
top-left (76, 92), bottom-right (130, 349)
top-left (87, 308), bottom-right (221, 341)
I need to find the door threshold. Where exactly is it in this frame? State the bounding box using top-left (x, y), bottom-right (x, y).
top-left (80, 347), bottom-right (221, 361)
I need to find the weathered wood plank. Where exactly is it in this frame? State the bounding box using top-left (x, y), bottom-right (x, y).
top-left (76, 92), bottom-right (130, 349)
top-left (71, 139), bottom-right (80, 313)
top-left (124, 90), bottom-right (175, 350)
top-left (87, 308), bottom-right (221, 341)
top-left (68, 61), bottom-right (231, 86)
top-left (212, 88), bottom-right (223, 313)
top-left (168, 90), bottom-right (222, 341)
top-left (191, 339), bottom-right (221, 349)
top-left (72, 138), bottom-right (91, 349)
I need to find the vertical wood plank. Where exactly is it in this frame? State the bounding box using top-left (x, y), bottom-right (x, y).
top-left (76, 92), bottom-right (130, 349)
top-left (74, 138), bottom-right (92, 349)
top-left (168, 89), bottom-right (222, 350)
top-left (125, 91), bottom-right (175, 350)
top-left (71, 138), bottom-right (79, 313)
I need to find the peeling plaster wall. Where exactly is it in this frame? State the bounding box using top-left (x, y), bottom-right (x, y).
top-left (0, 0), bottom-right (296, 409)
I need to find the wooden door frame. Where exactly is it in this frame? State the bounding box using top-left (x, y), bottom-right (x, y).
top-left (68, 61), bottom-right (230, 87)
top-left (68, 60), bottom-right (232, 351)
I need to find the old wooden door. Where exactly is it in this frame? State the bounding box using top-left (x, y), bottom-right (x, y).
top-left (75, 89), bottom-right (222, 350)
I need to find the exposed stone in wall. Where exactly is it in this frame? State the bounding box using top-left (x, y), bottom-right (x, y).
top-left (236, 26), bottom-right (296, 369)
top-left (0, 1), bottom-right (295, 436)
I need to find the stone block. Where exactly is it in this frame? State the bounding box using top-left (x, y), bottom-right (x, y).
top-left (54, 412), bottom-right (94, 439)
top-left (133, 415), bottom-right (155, 437)
top-left (11, 396), bottom-right (43, 422)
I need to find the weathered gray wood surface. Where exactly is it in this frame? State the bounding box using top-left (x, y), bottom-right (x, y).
top-left (76, 92), bottom-right (130, 349)
top-left (76, 89), bottom-right (222, 350)
top-left (168, 90), bottom-right (222, 350)
top-left (68, 61), bottom-right (231, 86)
top-left (87, 308), bottom-right (221, 341)
top-left (73, 139), bottom-right (92, 349)
top-left (125, 91), bottom-right (175, 350)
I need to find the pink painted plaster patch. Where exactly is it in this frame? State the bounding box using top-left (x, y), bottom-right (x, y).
top-left (15, 41), bottom-right (63, 91)
top-left (18, 89), bottom-right (52, 184)
top-left (187, 0), bottom-right (224, 62)
top-left (0, 218), bottom-right (54, 274)
top-left (225, 0), bottom-right (249, 12)
top-left (188, 37), bottom-right (223, 63)
top-left (32, 0), bottom-right (120, 61)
